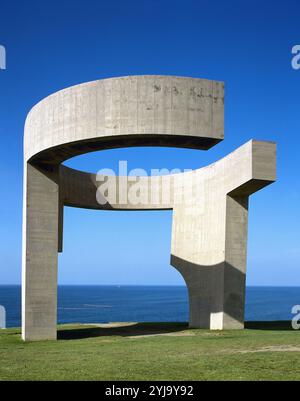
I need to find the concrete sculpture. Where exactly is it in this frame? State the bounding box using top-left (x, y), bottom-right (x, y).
top-left (22, 76), bottom-right (276, 340)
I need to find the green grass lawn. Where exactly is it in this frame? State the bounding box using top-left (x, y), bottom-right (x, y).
top-left (0, 322), bottom-right (299, 381)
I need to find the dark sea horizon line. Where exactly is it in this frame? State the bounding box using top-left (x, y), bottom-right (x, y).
top-left (1, 285), bottom-right (299, 327)
top-left (1, 284), bottom-right (300, 288)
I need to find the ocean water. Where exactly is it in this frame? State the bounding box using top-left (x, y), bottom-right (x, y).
top-left (0, 285), bottom-right (300, 328)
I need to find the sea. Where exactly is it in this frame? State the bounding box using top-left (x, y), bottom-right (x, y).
top-left (0, 285), bottom-right (300, 328)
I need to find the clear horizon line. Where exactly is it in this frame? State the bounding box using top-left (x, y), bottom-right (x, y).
top-left (1, 284), bottom-right (300, 288)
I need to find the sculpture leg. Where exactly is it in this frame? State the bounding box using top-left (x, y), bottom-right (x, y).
top-left (171, 194), bottom-right (248, 330)
top-left (22, 163), bottom-right (59, 341)
top-left (171, 257), bottom-right (226, 329)
top-left (222, 195), bottom-right (248, 329)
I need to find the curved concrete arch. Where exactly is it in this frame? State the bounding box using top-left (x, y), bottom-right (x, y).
top-left (60, 165), bottom-right (174, 211)
top-left (22, 75), bottom-right (276, 341)
top-left (60, 139), bottom-right (275, 212)
top-left (24, 75), bottom-right (224, 166)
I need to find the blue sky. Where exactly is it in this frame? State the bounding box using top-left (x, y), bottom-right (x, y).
top-left (0, 0), bottom-right (299, 286)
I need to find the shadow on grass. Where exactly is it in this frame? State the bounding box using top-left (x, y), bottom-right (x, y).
top-left (57, 322), bottom-right (188, 340)
top-left (245, 321), bottom-right (294, 331)
top-left (57, 321), bottom-right (296, 340)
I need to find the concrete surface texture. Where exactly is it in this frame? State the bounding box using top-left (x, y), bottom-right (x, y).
top-left (22, 75), bottom-right (276, 341)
